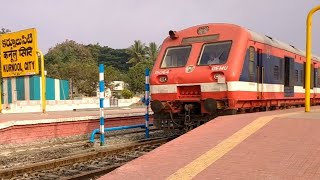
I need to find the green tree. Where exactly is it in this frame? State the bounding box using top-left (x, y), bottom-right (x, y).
top-left (45, 40), bottom-right (98, 97)
top-left (74, 63), bottom-right (98, 96)
top-left (126, 60), bottom-right (153, 93)
top-left (121, 89), bottom-right (133, 99)
top-left (0, 28), bottom-right (10, 34)
top-left (86, 43), bottom-right (101, 60)
top-left (43, 39), bottom-right (158, 96)
top-left (98, 47), bottom-right (130, 71)
top-left (45, 39), bottom-right (95, 66)
top-left (59, 61), bottom-right (98, 97)
top-left (104, 66), bottom-right (126, 84)
top-left (126, 40), bottom-right (147, 65)
top-left (146, 42), bottom-right (159, 62)
top-left (87, 44), bottom-right (131, 71)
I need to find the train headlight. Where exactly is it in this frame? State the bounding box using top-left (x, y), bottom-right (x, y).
top-left (169, 30), bottom-right (179, 39)
top-left (159, 75), bottom-right (168, 83)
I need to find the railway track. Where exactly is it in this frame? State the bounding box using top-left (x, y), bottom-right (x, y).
top-left (0, 128), bottom-right (161, 170)
top-left (0, 137), bottom-right (173, 180)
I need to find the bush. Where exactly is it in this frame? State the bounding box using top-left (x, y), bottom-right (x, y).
top-left (121, 89), bottom-right (134, 99)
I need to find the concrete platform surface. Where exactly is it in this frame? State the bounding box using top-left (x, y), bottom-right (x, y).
top-left (101, 107), bottom-right (320, 180)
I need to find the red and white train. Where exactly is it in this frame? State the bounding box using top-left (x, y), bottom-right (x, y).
top-left (150, 23), bottom-right (320, 130)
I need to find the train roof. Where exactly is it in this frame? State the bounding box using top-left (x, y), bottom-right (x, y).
top-left (246, 28), bottom-right (320, 62)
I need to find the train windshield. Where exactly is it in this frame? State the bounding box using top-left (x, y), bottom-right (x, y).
top-left (161, 46), bottom-right (191, 68)
top-left (198, 41), bottom-right (232, 65)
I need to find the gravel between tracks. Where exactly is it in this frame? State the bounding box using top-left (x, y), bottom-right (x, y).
top-left (10, 142), bottom-right (164, 180)
top-left (0, 128), bottom-right (166, 170)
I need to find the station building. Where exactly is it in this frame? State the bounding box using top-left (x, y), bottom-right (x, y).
top-left (1, 75), bottom-right (69, 105)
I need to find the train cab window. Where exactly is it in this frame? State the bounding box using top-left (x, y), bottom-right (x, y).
top-left (161, 46), bottom-right (191, 68)
top-left (198, 41), bottom-right (232, 65)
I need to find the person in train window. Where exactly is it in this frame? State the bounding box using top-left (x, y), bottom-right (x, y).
top-left (207, 54), bottom-right (220, 64)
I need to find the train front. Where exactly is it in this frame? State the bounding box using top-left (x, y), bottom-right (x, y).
top-left (150, 24), bottom-right (248, 131)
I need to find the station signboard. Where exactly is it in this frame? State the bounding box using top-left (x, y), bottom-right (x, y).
top-left (0, 28), bottom-right (39, 77)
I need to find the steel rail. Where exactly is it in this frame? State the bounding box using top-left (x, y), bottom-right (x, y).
top-left (0, 137), bottom-right (171, 179)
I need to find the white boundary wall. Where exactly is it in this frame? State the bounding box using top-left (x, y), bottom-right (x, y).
top-left (2, 97), bottom-right (141, 114)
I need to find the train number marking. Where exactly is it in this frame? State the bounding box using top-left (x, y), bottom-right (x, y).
top-left (155, 70), bottom-right (170, 75)
top-left (211, 65), bottom-right (228, 71)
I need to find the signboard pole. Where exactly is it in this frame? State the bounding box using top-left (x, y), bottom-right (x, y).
top-left (0, 78), bottom-right (2, 113)
top-left (37, 50), bottom-right (46, 113)
top-left (305, 5), bottom-right (320, 112)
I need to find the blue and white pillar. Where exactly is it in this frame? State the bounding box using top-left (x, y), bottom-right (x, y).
top-left (145, 68), bottom-right (150, 138)
top-left (99, 64), bottom-right (105, 146)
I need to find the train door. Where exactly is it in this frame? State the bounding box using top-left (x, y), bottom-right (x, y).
top-left (256, 49), bottom-right (264, 99)
top-left (284, 57), bottom-right (294, 97)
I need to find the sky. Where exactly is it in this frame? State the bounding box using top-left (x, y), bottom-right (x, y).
top-left (1, 0), bottom-right (320, 54)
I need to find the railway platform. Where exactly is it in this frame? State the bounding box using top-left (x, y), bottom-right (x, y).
top-left (101, 106), bottom-right (320, 180)
top-left (0, 107), bottom-right (149, 144)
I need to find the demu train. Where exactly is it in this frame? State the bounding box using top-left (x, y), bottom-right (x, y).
top-left (150, 23), bottom-right (320, 131)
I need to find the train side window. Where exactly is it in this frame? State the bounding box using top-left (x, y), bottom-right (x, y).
top-left (313, 68), bottom-right (319, 87)
top-left (295, 70), bottom-right (299, 83)
top-left (311, 64), bottom-right (314, 89)
top-left (301, 69), bottom-right (304, 88)
top-left (303, 62), bottom-right (306, 88)
top-left (248, 46), bottom-right (255, 79)
top-left (274, 66), bottom-right (280, 80)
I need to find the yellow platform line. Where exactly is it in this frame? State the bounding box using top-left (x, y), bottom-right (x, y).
top-left (166, 112), bottom-right (300, 180)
